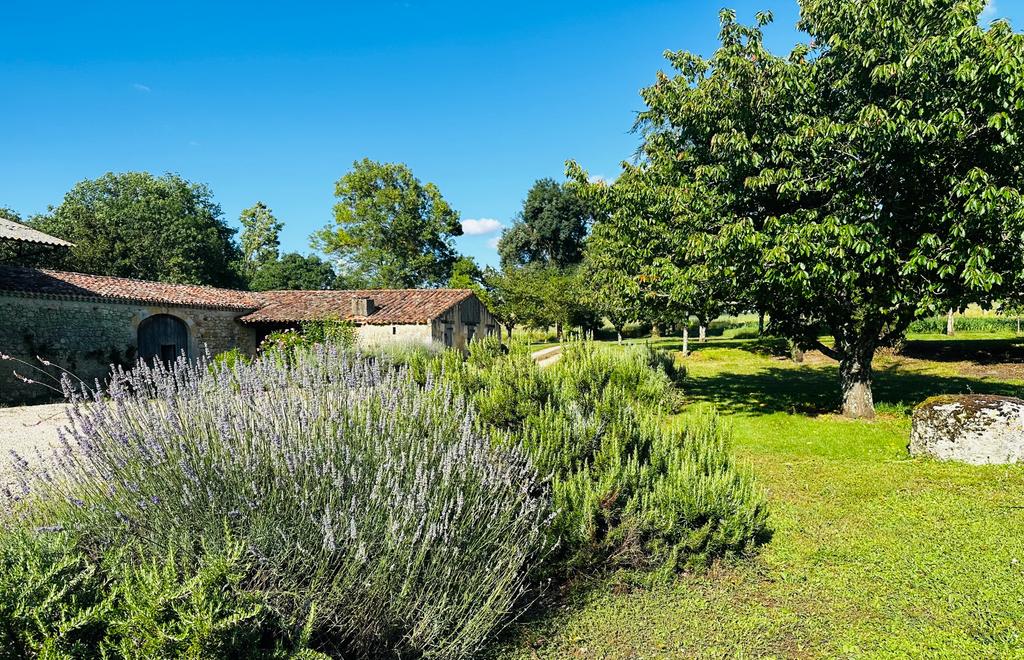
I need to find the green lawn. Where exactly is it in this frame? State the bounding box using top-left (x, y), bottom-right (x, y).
top-left (498, 336), bottom-right (1024, 658)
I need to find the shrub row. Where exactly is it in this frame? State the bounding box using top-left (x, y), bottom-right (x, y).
top-left (381, 338), bottom-right (770, 573)
top-left (4, 347), bottom-right (549, 658)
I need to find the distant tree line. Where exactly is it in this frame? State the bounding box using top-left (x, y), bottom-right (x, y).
top-left (0, 160), bottom-right (468, 293)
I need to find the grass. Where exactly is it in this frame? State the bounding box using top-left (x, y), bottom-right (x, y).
top-left (497, 334), bottom-right (1024, 658)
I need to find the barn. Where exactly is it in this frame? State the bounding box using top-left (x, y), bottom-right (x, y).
top-left (0, 220), bottom-right (500, 405)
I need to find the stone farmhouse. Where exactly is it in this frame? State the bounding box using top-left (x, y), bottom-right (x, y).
top-left (0, 220), bottom-right (499, 405)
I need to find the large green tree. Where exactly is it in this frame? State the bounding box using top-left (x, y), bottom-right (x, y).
top-left (32, 172), bottom-right (242, 287)
top-left (591, 2), bottom-right (1024, 418)
top-left (498, 178), bottom-right (593, 270)
top-left (312, 159), bottom-right (463, 288)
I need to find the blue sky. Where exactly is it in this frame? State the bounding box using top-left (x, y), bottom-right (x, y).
top-left (1, 1), bottom-right (1018, 269)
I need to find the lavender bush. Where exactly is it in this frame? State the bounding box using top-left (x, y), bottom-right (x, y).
top-left (10, 346), bottom-right (550, 658)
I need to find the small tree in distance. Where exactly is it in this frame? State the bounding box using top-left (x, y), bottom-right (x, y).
top-left (239, 202), bottom-right (284, 280)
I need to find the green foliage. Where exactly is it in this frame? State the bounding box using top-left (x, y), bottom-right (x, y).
top-left (259, 328), bottom-right (307, 362)
top-left (448, 255), bottom-right (484, 289)
top-left (909, 314), bottom-right (1021, 334)
top-left (498, 178), bottom-right (592, 270)
top-left (312, 159), bottom-right (463, 288)
top-left (298, 317), bottom-right (356, 348)
top-left (248, 252), bottom-right (339, 292)
top-left (382, 339), bottom-right (768, 572)
top-left (578, 243), bottom-right (642, 338)
top-left (31, 172), bottom-right (242, 287)
top-left (259, 318), bottom-right (356, 364)
top-left (0, 528), bottom-right (108, 658)
top-left (0, 528), bottom-right (299, 659)
top-left (485, 265), bottom-right (599, 336)
top-left (239, 202), bottom-right (284, 279)
top-left (574, 1), bottom-right (1024, 417)
top-left (237, 202), bottom-right (339, 292)
top-left (210, 347), bottom-right (251, 373)
top-left (571, 163), bottom-right (733, 337)
top-left (496, 338), bottom-right (1024, 657)
top-left (20, 349), bottom-right (548, 659)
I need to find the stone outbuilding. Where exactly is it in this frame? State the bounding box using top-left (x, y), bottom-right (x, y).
top-left (0, 264), bottom-right (499, 405)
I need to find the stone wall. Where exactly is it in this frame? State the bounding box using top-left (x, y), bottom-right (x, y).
top-left (0, 293), bottom-right (256, 405)
top-left (355, 322), bottom-right (432, 348)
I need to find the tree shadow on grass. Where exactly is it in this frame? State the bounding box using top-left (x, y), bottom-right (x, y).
top-left (644, 336), bottom-right (791, 358)
top-left (685, 362), bottom-right (1024, 416)
top-left (899, 337), bottom-right (1024, 364)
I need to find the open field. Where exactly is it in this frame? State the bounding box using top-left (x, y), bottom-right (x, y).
top-left (499, 334), bottom-right (1024, 658)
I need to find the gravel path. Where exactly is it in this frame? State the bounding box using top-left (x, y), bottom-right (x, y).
top-left (531, 345), bottom-right (563, 368)
top-left (0, 403), bottom-right (69, 485)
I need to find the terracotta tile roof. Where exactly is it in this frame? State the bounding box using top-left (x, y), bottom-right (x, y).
top-left (0, 265), bottom-right (261, 310)
top-left (0, 266), bottom-right (476, 322)
top-left (241, 289), bottom-right (475, 325)
top-left (0, 218), bottom-right (74, 247)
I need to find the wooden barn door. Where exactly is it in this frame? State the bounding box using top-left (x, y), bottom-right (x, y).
top-left (138, 314), bottom-right (190, 365)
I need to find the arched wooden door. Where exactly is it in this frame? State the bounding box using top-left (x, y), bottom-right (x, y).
top-left (138, 314), bottom-right (190, 365)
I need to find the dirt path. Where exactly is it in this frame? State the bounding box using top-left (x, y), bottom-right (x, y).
top-left (0, 403), bottom-right (69, 484)
top-left (531, 345), bottom-right (563, 368)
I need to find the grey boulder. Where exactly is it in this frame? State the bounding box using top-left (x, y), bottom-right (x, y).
top-left (909, 394), bottom-right (1024, 465)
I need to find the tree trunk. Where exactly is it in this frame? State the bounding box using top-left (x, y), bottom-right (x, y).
top-left (681, 325), bottom-right (689, 356)
top-left (556, 323), bottom-right (563, 341)
top-left (790, 341), bottom-right (804, 363)
top-left (1017, 316), bottom-right (1021, 335)
top-left (839, 346), bottom-right (875, 419)
top-left (699, 324), bottom-right (707, 343)
top-left (758, 311), bottom-right (765, 336)
top-left (614, 324), bottom-right (624, 344)
top-left (946, 309), bottom-right (955, 336)
top-left (651, 324), bottom-right (661, 339)
top-left (503, 322), bottom-right (515, 339)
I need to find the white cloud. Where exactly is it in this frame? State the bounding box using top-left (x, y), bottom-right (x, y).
top-left (487, 236), bottom-right (501, 249)
top-left (588, 174), bottom-right (615, 185)
top-left (462, 217), bottom-right (503, 236)
top-left (982, 0), bottom-right (998, 19)
top-left (133, 83), bottom-right (151, 93)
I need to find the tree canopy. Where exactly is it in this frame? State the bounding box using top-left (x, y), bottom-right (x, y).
top-left (31, 172), bottom-right (242, 287)
top-left (576, 1), bottom-right (1024, 418)
top-left (312, 159), bottom-right (463, 288)
top-left (238, 202), bottom-right (283, 279)
top-left (498, 178), bottom-right (592, 270)
top-left (447, 255), bottom-right (485, 291)
top-left (248, 252), bottom-right (339, 291)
